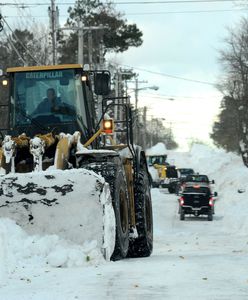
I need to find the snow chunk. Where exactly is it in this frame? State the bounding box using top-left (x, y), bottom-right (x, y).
top-left (146, 142), bottom-right (167, 156)
top-left (0, 217), bottom-right (107, 273)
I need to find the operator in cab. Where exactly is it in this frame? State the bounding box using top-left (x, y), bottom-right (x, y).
top-left (33, 88), bottom-right (75, 116)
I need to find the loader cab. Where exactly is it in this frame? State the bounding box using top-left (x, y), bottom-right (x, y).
top-left (147, 155), bottom-right (168, 166)
top-left (2, 65), bottom-right (97, 142)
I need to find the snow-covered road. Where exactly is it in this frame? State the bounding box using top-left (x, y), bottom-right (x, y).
top-left (1, 144), bottom-right (248, 299)
top-left (1, 187), bottom-right (248, 300)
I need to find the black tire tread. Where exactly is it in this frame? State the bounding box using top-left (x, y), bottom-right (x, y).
top-left (128, 170), bottom-right (153, 258)
top-left (81, 162), bottom-right (129, 260)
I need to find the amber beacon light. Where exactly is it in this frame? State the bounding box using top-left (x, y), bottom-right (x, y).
top-left (102, 119), bottom-right (114, 134)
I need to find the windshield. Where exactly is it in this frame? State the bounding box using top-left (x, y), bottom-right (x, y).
top-left (179, 168), bottom-right (194, 175)
top-left (184, 186), bottom-right (210, 195)
top-left (148, 155), bottom-right (167, 165)
top-left (10, 69), bottom-right (87, 127)
top-left (185, 175), bottom-right (209, 183)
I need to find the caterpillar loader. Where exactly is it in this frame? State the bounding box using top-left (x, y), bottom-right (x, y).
top-left (147, 154), bottom-right (178, 193)
top-left (0, 64), bottom-right (153, 260)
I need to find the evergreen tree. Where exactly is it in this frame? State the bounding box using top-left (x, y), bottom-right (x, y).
top-left (211, 96), bottom-right (240, 153)
top-left (58, 0), bottom-right (143, 65)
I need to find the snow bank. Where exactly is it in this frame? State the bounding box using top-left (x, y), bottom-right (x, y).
top-left (170, 143), bottom-right (248, 235)
top-left (146, 142), bottom-right (167, 156)
top-left (0, 168), bottom-right (116, 276)
top-left (0, 218), bottom-right (106, 282)
top-left (0, 223), bottom-right (7, 285)
top-left (148, 166), bottom-right (160, 181)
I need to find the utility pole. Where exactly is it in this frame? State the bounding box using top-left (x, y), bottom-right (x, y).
top-left (48, 0), bottom-right (59, 65)
top-left (77, 22), bottom-right (84, 65)
top-left (132, 77), bottom-right (148, 111)
top-left (135, 77), bottom-right (138, 111)
top-left (61, 25), bottom-right (105, 66)
top-left (99, 39), bottom-right (104, 69)
top-left (114, 70), bottom-right (120, 120)
top-left (143, 106), bottom-right (147, 149)
top-left (88, 29), bottom-right (93, 68)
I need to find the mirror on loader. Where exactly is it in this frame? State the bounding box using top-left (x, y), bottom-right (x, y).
top-left (94, 71), bottom-right (111, 96)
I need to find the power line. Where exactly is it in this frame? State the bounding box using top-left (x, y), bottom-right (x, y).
top-left (117, 63), bottom-right (216, 85)
top-left (127, 8), bottom-right (248, 15)
top-left (4, 7), bottom-right (248, 18)
top-left (13, 0), bottom-right (36, 28)
top-left (2, 15), bottom-right (41, 65)
top-left (0, 0), bottom-right (243, 6)
top-left (2, 28), bottom-right (26, 65)
top-left (112, 0), bottom-right (242, 4)
top-left (141, 91), bottom-right (221, 100)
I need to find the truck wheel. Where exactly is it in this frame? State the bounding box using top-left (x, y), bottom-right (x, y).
top-left (180, 210), bottom-right (185, 220)
top-left (128, 170), bottom-right (153, 258)
top-left (168, 186), bottom-right (175, 194)
top-left (208, 212), bottom-right (213, 221)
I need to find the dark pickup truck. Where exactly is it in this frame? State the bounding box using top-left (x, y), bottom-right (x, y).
top-left (178, 183), bottom-right (217, 221)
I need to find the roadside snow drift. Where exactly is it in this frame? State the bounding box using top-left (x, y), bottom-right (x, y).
top-left (1, 143), bottom-right (248, 299)
top-left (146, 142), bottom-right (167, 156)
top-left (169, 144), bottom-right (248, 235)
top-left (0, 169), bottom-right (116, 272)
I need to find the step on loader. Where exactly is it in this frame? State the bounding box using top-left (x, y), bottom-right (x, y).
top-left (0, 64), bottom-right (153, 260)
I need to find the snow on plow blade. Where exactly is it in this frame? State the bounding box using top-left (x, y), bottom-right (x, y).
top-left (0, 169), bottom-right (116, 260)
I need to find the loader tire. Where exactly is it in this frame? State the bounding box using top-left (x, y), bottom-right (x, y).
top-left (128, 170), bottom-right (153, 258)
top-left (110, 170), bottom-right (129, 260)
top-left (81, 162), bottom-right (129, 261)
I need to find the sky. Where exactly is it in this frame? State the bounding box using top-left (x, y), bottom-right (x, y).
top-left (1, 0), bottom-right (248, 149)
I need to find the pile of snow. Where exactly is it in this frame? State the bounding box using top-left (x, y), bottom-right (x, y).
top-left (148, 165), bottom-right (160, 181)
top-left (0, 218), bottom-right (105, 280)
top-left (146, 142), bottom-right (167, 156)
top-left (170, 143), bottom-right (248, 235)
top-left (0, 168), bottom-right (116, 280)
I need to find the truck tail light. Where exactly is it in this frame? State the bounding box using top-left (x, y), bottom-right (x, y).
top-left (179, 196), bottom-right (184, 206)
top-left (209, 197), bottom-right (214, 206)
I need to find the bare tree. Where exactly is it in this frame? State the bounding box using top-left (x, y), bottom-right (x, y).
top-left (218, 17), bottom-right (248, 166)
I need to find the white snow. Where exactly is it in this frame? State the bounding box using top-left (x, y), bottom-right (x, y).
top-left (0, 169), bottom-right (115, 269)
top-left (146, 142), bottom-right (167, 156)
top-left (1, 143), bottom-right (248, 299)
top-left (30, 137), bottom-right (45, 172)
top-left (2, 135), bottom-right (16, 164)
top-left (148, 165), bottom-right (160, 181)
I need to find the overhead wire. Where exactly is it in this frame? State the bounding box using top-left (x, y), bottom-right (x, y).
top-left (4, 7), bottom-right (248, 18)
top-left (113, 62), bottom-right (216, 85)
top-left (2, 15), bottom-right (41, 65)
top-left (2, 27), bottom-right (26, 65)
top-left (0, 0), bottom-right (245, 6)
top-left (126, 8), bottom-right (248, 15)
top-left (139, 92), bottom-right (221, 100)
top-left (13, 0), bottom-right (37, 28)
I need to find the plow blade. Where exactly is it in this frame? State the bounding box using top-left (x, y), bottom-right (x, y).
top-left (0, 169), bottom-right (116, 260)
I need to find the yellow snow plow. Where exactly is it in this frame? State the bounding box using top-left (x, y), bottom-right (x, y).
top-left (0, 64), bottom-right (153, 260)
top-left (146, 153), bottom-right (179, 193)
